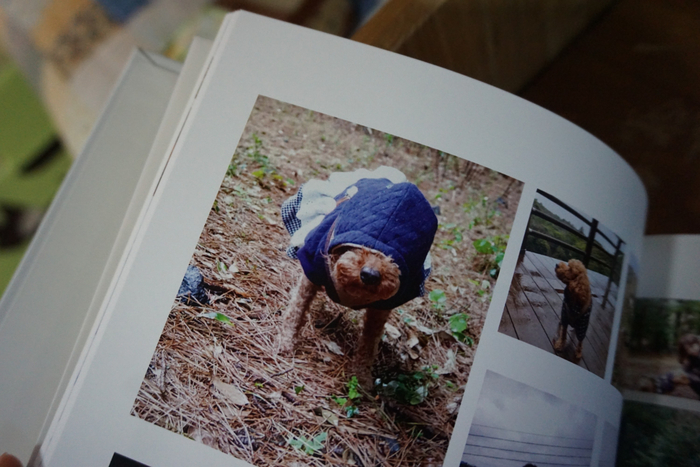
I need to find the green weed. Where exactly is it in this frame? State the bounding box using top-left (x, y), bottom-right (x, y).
top-left (438, 223), bottom-right (463, 250)
top-left (463, 195), bottom-right (501, 229)
top-left (429, 289), bottom-right (447, 312)
top-left (473, 235), bottom-right (508, 277)
top-left (288, 431), bottom-right (327, 455)
top-left (330, 376), bottom-right (362, 418)
top-left (377, 366), bottom-right (439, 405)
top-left (449, 313), bottom-right (474, 346)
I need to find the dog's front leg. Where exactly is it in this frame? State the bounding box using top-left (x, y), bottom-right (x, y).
top-left (352, 308), bottom-right (392, 389)
top-left (574, 339), bottom-right (584, 361)
top-left (279, 274), bottom-right (319, 354)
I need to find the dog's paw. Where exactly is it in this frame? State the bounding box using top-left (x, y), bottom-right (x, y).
top-left (552, 338), bottom-right (564, 352)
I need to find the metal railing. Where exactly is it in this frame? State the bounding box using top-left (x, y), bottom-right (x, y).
top-left (522, 190), bottom-right (624, 309)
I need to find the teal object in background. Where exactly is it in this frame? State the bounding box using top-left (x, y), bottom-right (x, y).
top-left (0, 62), bottom-right (72, 295)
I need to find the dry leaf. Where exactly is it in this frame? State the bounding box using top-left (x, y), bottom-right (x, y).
top-left (213, 378), bottom-right (249, 406)
top-left (324, 340), bottom-right (344, 355)
top-left (383, 323), bottom-right (401, 341)
top-left (321, 409), bottom-right (339, 427)
top-left (437, 349), bottom-right (457, 375)
top-left (187, 427), bottom-right (217, 447)
top-left (207, 344), bottom-right (223, 357)
top-left (406, 332), bottom-right (420, 349)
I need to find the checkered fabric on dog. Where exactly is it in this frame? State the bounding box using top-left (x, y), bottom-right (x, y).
top-left (281, 190), bottom-right (303, 258)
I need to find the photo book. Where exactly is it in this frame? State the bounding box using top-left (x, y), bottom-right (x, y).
top-left (1, 11), bottom-right (697, 467)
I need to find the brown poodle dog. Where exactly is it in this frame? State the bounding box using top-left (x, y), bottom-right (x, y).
top-left (553, 259), bottom-right (592, 360)
top-left (278, 173), bottom-right (437, 388)
top-left (279, 245), bottom-right (401, 387)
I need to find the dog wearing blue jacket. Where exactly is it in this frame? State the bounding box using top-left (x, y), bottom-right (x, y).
top-left (279, 166), bottom-right (437, 388)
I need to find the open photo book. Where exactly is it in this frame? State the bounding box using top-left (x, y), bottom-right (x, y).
top-left (1, 11), bottom-right (697, 467)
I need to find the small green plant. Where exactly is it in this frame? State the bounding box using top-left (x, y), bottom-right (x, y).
top-left (438, 223), bottom-right (463, 250)
top-left (469, 279), bottom-right (491, 302)
top-left (347, 376), bottom-right (361, 400)
top-left (247, 134), bottom-right (267, 164)
top-left (444, 380), bottom-right (458, 391)
top-left (330, 376), bottom-right (362, 418)
top-left (294, 385), bottom-right (305, 395)
top-left (197, 311), bottom-right (233, 325)
top-left (449, 313), bottom-right (474, 346)
top-left (331, 394), bottom-right (347, 406)
top-left (288, 431), bottom-right (327, 455)
top-left (463, 195), bottom-right (501, 229)
top-left (429, 289), bottom-right (447, 312)
top-left (434, 184), bottom-right (455, 201)
top-left (244, 133), bottom-right (287, 184)
top-left (473, 235), bottom-right (508, 277)
top-left (377, 367), bottom-right (439, 405)
top-left (385, 133), bottom-right (394, 146)
top-left (226, 162), bottom-right (238, 177)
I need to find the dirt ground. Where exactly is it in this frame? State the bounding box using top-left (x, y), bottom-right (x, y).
top-left (131, 96), bottom-right (524, 466)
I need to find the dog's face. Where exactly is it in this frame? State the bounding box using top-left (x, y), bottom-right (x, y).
top-left (329, 245), bottom-right (401, 308)
top-left (555, 259), bottom-right (587, 284)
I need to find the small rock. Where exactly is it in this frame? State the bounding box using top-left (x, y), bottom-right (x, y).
top-left (177, 264), bottom-right (209, 305)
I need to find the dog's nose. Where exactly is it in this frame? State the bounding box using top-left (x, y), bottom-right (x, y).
top-left (360, 267), bottom-right (381, 285)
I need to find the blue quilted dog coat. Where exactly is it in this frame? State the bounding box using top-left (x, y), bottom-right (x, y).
top-left (282, 170), bottom-right (437, 310)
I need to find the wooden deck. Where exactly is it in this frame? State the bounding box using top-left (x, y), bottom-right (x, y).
top-left (462, 424), bottom-right (594, 467)
top-left (499, 251), bottom-right (618, 378)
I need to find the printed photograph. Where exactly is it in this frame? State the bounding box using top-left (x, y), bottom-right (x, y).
top-left (499, 190), bottom-right (626, 377)
top-left (614, 298), bottom-right (700, 401)
top-left (616, 400), bottom-right (700, 467)
top-left (131, 95), bottom-right (524, 466)
top-left (461, 370), bottom-right (596, 467)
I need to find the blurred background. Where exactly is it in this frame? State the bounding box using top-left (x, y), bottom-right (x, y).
top-left (0, 0), bottom-right (698, 295)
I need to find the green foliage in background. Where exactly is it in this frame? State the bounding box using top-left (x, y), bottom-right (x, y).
top-left (624, 298), bottom-right (700, 354)
top-left (525, 200), bottom-right (623, 284)
top-left (617, 401), bottom-right (700, 467)
top-left (0, 62), bottom-right (72, 295)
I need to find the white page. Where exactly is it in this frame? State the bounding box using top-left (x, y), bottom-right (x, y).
top-left (0, 50), bottom-right (181, 463)
top-left (638, 234), bottom-right (700, 300)
top-left (41, 12), bottom-right (646, 467)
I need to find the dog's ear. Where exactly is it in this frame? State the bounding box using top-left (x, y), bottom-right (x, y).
top-left (568, 259), bottom-right (586, 277)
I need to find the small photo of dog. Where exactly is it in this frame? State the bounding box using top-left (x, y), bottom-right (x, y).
top-left (499, 189), bottom-right (625, 377)
top-left (552, 259), bottom-right (592, 361)
top-left (278, 167), bottom-right (437, 387)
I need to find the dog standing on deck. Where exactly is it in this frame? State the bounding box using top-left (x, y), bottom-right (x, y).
top-left (278, 167), bottom-right (437, 387)
top-left (552, 259), bottom-right (592, 361)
